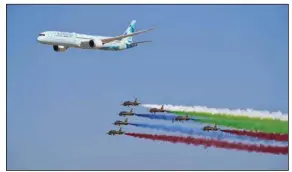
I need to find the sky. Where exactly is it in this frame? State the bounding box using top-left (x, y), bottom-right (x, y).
top-left (7, 5), bottom-right (288, 170)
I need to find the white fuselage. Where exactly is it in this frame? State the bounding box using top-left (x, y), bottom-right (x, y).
top-left (37, 31), bottom-right (134, 51)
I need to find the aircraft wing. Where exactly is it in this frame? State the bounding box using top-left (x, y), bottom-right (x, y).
top-left (100, 27), bottom-right (159, 44)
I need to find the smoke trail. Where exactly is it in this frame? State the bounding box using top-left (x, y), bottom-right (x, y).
top-left (172, 111), bottom-right (288, 124)
top-left (125, 132), bottom-right (288, 155)
top-left (184, 116), bottom-right (288, 134)
top-left (220, 129), bottom-right (288, 142)
top-left (128, 123), bottom-right (287, 146)
top-left (134, 113), bottom-right (176, 121)
top-left (134, 113), bottom-right (198, 121)
top-left (141, 104), bottom-right (288, 121)
top-left (135, 112), bottom-right (288, 134)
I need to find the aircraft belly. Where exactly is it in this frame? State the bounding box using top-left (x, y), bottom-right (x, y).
top-left (99, 46), bottom-right (121, 51)
top-left (62, 38), bottom-right (79, 47)
top-left (76, 39), bottom-right (129, 51)
top-left (49, 37), bottom-right (77, 47)
top-left (100, 43), bottom-right (127, 51)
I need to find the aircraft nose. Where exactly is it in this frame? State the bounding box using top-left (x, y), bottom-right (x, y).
top-left (37, 36), bottom-right (41, 42)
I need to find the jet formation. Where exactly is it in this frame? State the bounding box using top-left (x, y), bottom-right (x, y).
top-left (107, 98), bottom-right (142, 135)
top-left (107, 98), bottom-right (219, 136)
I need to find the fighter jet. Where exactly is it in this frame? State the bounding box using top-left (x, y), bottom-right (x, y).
top-left (121, 98), bottom-right (141, 107)
top-left (113, 118), bottom-right (129, 126)
top-left (149, 105), bottom-right (167, 114)
top-left (172, 114), bottom-right (190, 123)
top-left (119, 108), bottom-right (135, 117)
top-left (202, 124), bottom-right (218, 131)
top-left (107, 128), bottom-right (125, 135)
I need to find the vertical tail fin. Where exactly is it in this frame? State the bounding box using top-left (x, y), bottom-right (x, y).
top-left (125, 118), bottom-right (128, 123)
top-left (122, 20), bottom-right (136, 43)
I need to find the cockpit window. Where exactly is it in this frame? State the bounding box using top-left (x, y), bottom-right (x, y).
top-left (39, 33), bottom-right (45, 36)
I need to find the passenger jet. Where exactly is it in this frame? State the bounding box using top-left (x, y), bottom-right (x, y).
top-left (37, 20), bottom-right (157, 52)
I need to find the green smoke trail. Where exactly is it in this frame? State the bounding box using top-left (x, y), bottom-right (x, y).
top-left (171, 111), bottom-right (288, 134)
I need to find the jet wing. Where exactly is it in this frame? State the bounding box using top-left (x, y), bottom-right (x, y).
top-left (100, 27), bottom-right (159, 44)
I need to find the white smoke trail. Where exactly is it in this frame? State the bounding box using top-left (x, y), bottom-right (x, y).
top-left (141, 104), bottom-right (288, 121)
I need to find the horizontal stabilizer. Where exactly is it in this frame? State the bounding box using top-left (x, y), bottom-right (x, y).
top-left (132, 41), bottom-right (152, 44)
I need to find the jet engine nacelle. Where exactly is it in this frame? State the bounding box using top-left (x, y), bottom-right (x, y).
top-left (53, 45), bottom-right (68, 52)
top-left (89, 39), bottom-right (103, 48)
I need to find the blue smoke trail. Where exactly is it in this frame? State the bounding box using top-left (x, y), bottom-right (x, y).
top-left (134, 113), bottom-right (198, 121)
top-left (129, 123), bottom-right (287, 145)
top-left (135, 113), bottom-right (175, 120)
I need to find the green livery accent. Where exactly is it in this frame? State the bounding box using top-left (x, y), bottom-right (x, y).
top-left (171, 111), bottom-right (288, 134)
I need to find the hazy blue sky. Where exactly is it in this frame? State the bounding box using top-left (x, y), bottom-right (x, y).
top-left (7, 5), bottom-right (288, 170)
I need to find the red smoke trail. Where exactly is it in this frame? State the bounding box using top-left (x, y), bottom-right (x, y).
top-left (125, 133), bottom-right (288, 155)
top-left (220, 129), bottom-right (288, 142)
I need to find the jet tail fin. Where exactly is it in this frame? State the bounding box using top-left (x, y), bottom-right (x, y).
top-left (123, 20), bottom-right (136, 35)
top-left (122, 20), bottom-right (136, 43)
top-left (125, 118), bottom-right (128, 123)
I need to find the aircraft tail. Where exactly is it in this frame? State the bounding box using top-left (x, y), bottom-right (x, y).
top-left (122, 20), bottom-right (136, 43)
top-left (125, 118), bottom-right (128, 123)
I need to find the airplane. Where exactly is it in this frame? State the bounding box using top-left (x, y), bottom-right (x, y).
top-left (107, 128), bottom-right (125, 136)
top-left (121, 98), bottom-right (141, 107)
top-left (149, 105), bottom-right (167, 114)
top-left (113, 118), bottom-right (129, 126)
top-left (172, 114), bottom-right (190, 123)
top-left (119, 109), bottom-right (135, 117)
top-left (202, 124), bottom-right (218, 132)
top-left (37, 20), bottom-right (158, 52)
